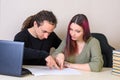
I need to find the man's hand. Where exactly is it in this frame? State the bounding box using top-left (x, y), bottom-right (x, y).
top-left (55, 53), bottom-right (65, 69)
top-left (45, 55), bottom-right (60, 69)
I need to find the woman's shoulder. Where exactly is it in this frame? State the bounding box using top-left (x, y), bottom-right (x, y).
top-left (86, 36), bottom-right (100, 44)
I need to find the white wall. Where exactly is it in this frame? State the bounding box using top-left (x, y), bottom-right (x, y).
top-left (0, 0), bottom-right (120, 49)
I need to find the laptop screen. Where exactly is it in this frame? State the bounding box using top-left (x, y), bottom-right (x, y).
top-left (0, 40), bottom-right (24, 76)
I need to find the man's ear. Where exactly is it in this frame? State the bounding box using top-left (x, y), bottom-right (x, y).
top-left (33, 21), bottom-right (38, 28)
top-left (33, 21), bottom-right (37, 26)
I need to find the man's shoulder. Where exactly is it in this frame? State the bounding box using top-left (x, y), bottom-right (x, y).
top-left (18, 29), bottom-right (28, 34)
top-left (49, 32), bottom-right (58, 38)
top-left (15, 29), bottom-right (29, 37)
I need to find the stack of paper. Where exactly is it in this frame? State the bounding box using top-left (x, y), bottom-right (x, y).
top-left (112, 50), bottom-right (120, 76)
top-left (24, 66), bottom-right (81, 76)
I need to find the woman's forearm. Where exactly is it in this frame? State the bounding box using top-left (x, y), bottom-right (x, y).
top-left (64, 62), bottom-right (91, 71)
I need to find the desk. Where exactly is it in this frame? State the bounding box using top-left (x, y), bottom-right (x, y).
top-left (0, 67), bottom-right (119, 80)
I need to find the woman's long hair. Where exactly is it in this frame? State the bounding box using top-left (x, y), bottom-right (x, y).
top-left (64, 14), bottom-right (91, 56)
top-left (21, 10), bottom-right (57, 31)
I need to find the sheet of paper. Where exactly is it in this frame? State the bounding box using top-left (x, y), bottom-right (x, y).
top-left (24, 66), bottom-right (81, 76)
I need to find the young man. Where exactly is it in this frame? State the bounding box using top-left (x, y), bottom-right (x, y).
top-left (14, 10), bottom-right (61, 65)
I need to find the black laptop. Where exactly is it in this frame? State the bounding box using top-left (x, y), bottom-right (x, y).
top-left (0, 40), bottom-right (31, 77)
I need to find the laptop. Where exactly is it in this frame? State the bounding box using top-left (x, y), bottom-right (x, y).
top-left (0, 40), bottom-right (31, 77)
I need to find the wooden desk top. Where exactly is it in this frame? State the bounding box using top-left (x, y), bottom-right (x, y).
top-left (0, 67), bottom-right (119, 80)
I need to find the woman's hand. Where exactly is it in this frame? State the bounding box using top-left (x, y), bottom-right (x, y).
top-left (45, 55), bottom-right (60, 69)
top-left (64, 61), bottom-right (71, 68)
top-left (55, 53), bottom-right (65, 69)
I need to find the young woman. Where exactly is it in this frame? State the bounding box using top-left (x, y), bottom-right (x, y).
top-left (47, 14), bottom-right (103, 72)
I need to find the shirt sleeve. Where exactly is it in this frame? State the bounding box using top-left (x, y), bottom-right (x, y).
top-left (88, 38), bottom-right (104, 72)
top-left (14, 31), bottom-right (49, 60)
top-left (51, 39), bottom-right (66, 57)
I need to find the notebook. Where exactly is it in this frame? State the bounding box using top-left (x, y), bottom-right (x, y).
top-left (0, 40), bottom-right (31, 77)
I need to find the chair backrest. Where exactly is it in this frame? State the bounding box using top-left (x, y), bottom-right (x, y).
top-left (91, 33), bottom-right (115, 67)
